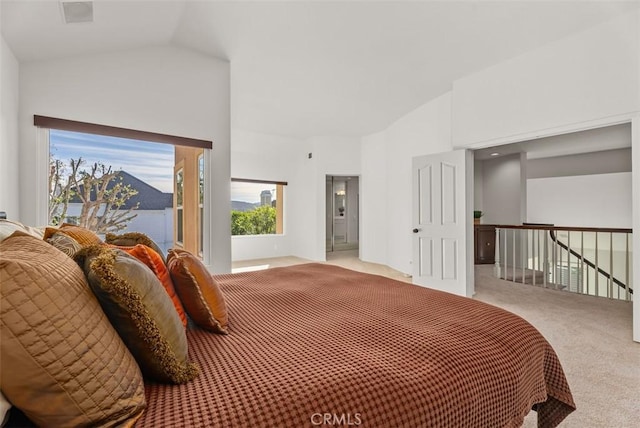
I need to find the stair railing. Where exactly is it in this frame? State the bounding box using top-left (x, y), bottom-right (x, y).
top-left (494, 224), bottom-right (633, 301)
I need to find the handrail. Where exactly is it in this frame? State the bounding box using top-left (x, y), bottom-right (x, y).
top-left (548, 230), bottom-right (632, 295)
top-left (493, 224), bottom-right (633, 300)
top-left (494, 224), bottom-right (632, 234)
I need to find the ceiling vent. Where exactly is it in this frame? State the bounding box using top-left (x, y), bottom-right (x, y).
top-left (60, 1), bottom-right (94, 24)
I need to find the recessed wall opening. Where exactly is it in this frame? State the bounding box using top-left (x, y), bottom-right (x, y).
top-left (326, 175), bottom-right (359, 253)
top-left (472, 123), bottom-right (633, 302)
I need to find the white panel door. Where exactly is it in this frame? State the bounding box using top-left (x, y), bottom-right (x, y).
top-left (412, 150), bottom-right (474, 296)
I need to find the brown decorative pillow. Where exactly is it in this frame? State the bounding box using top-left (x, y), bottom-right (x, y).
top-left (105, 232), bottom-right (166, 264)
top-left (107, 243), bottom-right (188, 328)
top-left (43, 223), bottom-right (102, 247)
top-left (167, 249), bottom-right (229, 334)
top-left (0, 232), bottom-right (146, 427)
top-left (46, 231), bottom-right (82, 257)
top-left (76, 245), bottom-right (198, 384)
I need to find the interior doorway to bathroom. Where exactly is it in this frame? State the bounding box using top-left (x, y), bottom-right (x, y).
top-left (326, 175), bottom-right (359, 252)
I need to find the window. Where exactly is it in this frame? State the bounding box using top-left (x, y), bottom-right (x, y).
top-left (231, 179), bottom-right (286, 235)
top-left (48, 128), bottom-right (174, 252)
top-left (37, 115), bottom-right (212, 256)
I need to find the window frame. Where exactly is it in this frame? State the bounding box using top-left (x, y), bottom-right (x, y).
top-left (198, 153), bottom-right (205, 256)
top-left (230, 178), bottom-right (287, 236)
top-left (175, 163), bottom-right (185, 246)
top-left (34, 115), bottom-right (212, 149)
top-left (36, 115), bottom-right (213, 263)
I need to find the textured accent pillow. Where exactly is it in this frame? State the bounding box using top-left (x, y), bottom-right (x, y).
top-left (0, 219), bottom-right (44, 242)
top-left (46, 231), bottom-right (82, 257)
top-left (76, 245), bottom-right (198, 384)
top-left (105, 232), bottom-right (166, 264)
top-left (167, 249), bottom-right (229, 334)
top-left (43, 223), bottom-right (102, 247)
top-left (107, 243), bottom-right (188, 328)
top-left (0, 232), bottom-right (146, 427)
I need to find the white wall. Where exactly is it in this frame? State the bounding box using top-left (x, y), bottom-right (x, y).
top-left (473, 158), bottom-right (484, 212)
top-left (230, 129), bottom-right (303, 261)
top-left (480, 154), bottom-right (524, 225)
top-left (360, 92), bottom-right (453, 275)
top-left (360, 131), bottom-right (387, 265)
top-left (527, 172), bottom-right (633, 229)
top-left (0, 36), bottom-right (19, 219)
top-left (525, 147), bottom-right (632, 228)
top-left (325, 178), bottom-right (332, 244)
top-left (632, 116), bottom-right (639, 342)
top-left (346, 178), bottom-right (359, 243)
top-left (18, 46), bottom-right (232, 272)
top-left (232, 234), bottom-right (293, 262)
top-left (295, 136), bottom-right (362, 261)
top-left (452, 9), bottom-right (640, 148)
top-left (528, 148), bottom-right (632, 179)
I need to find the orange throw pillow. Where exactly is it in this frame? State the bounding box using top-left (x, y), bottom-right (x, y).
top-left (108, 244), bottom-right (188, 328)
top-left (167, 249), bottom-right (228, 334)
top-left (43, 223), bottom-right (102, 247)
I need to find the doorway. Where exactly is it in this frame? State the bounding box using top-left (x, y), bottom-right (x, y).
top-left (326, 175), bottom-right (359, 252)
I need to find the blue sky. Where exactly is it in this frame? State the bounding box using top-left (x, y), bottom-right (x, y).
top-left (50, 129), bottom-right (276, 202)
top-left (50, 129), bottom-right (174, 193)
top-left (231, 181), bottom-right (276, 204)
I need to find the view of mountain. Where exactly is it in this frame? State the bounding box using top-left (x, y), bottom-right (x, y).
top-left (232, 201), bottom-right (260, 212)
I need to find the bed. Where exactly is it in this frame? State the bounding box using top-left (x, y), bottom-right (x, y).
top-left (137, 263), bottom-right (575, 428)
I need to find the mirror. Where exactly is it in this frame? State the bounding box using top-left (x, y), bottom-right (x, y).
top-left (334, 180), bottom-right (346, 217)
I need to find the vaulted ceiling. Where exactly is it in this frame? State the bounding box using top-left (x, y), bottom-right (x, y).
top-left (2, 1), bottom-right (639, 138)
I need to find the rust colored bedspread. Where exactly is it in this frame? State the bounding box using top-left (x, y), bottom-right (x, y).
top-left (138, 263), bottom-right (575, 427)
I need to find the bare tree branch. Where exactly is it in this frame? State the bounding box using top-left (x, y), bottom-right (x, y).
top-left (48, 156), bottom-right (139, 233)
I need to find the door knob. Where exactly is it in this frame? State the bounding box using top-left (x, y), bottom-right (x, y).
top-left (412, 228), bottom-right (420, 233)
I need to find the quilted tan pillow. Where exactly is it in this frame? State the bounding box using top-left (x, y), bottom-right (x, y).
top-left (76, 245), bottom-right (198, 384)
top-left (167, 249), bottom-right (229, 334)
top-left (0, 232), bottom-right (146, 427)
top-left (43, 222), bottom-right (102, 247)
